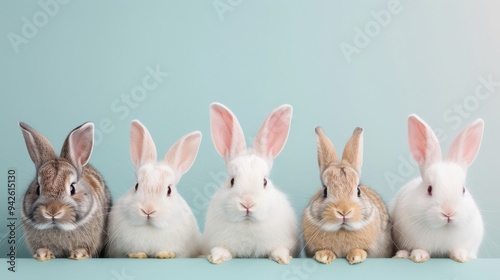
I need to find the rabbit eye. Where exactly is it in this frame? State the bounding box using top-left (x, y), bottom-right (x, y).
top-left (263, 178), bottom-right (267, 188)
top-left (463, 186), bottom-right (466, 195)
top-left (427, 185), bottom-right (432, 196)
top-left (135, 183), bottom-right (139, 191)
top-left (36, 183), bottom-right (40, 195)
top-left (323, 187), bottom-right (327, 198)
top-left (167, 185), bottom-right (172, 196)
top-left (230, 178), bottom-right (235, 187)
top-left (357, 187), bottom-right (361, 197)
top-left (70, 183), bottom-right (76, 195)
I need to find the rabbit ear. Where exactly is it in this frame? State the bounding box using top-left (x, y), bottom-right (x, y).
top-left (60, 122), bottom-right (95, 170)
top-left (446, 119), bottom-right (484, 169)
top-left (209, 102), bottom-right (246, 160)
top-left (408, 114), bottom-right (442, 172)
top-left (253, 105), bottom-right (293, 159)
top-left (19, 122), bottom-right (57, 169)
top-left (341, 127), bottom-right (364, 174)
top-left (164, 131), bottom-right (202, 177)
top-left (130, 120), bottom-right (157, 169)
top-left (315, 127), bottom-right (338, 173)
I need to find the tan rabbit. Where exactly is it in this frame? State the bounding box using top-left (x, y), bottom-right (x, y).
top-left (19, 122), bottom-right (111, 261)
top-left (302, 127), bottom-right (392, 264)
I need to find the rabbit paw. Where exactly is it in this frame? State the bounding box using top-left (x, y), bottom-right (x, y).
top-left (347, 249), bottom-right (367, 265)
top-left (393, 250), bottom-right (410, 259)
top-left (156, 251), bottom-right (176, 259)
top-left (34, 248), bottom-right (55, 262)
top-left (128, 252), bottom-right (148, 259)
top-left (314, 249), bottom-right (336, 264)
top-left (269, 248), bottom-right (291, 264)
top-left (207, 247), bottom-right (232, 264)
top-left (450, 249), bottom-right (472, 263)
top-left (69, 248), bottom-right (90, 260)
top-left (410, 249), bottom-right (430, 263)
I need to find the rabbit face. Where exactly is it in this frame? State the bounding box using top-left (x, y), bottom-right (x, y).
top-left (123, 163), bottom-right (179, 228)
top-left (419, 162), bottom-right (470, 228)
top-left (218, 154), bottom-right (273, 222)
top-left (23, 160), bottom-right (96, 232)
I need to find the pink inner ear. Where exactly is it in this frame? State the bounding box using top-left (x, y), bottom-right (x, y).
top-left (210, 104), bottom-right (245, 159)
top-left (446, 119), bottom-right (484, 167)
top-left (130, 121), bottom-right (157, 168)
top-left (254, 105), bottom-right (292, 159)
top-left (164, 132), bottom-right (201, 176)
top-left (69, 124), bottom-right (94, 167)
top-left (408, 115), bottom-right (441, 168)
top-left (408, 118), bottom-right (428, 164)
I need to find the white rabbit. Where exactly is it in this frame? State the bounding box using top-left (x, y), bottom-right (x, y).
top-left (391, 114), bottom-right (485, 263)
top-left (202, 103), bottom-right (299, 264)
top-left (107, 120), bottom-right (201, 258)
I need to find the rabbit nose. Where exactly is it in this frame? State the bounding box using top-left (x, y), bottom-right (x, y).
top-left (141, 208), bottom-right (156, 219)
top-left (240, 196), bottom-right (255, 209)
top-left (239, 199), bottom-right (255, 216)
top-left (43, 204), bottom-right (64, 220)
top-left (442, 212), bottom-right (455, 223)
top-left (335, 210), bottom-right (352, 223)
top-left (240, 202), bottom-right (255, 210)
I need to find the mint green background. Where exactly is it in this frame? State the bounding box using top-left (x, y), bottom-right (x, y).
top-left (4, 258), bottom-right (500, 280)
top-left (1, 0), bottom-right (499, 278)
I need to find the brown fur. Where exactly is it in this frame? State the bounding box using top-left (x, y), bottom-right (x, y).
top-left (19, 122), bottom-right (111, 260)
top-left (22, 163), bottom-right (110, 258)
top-left (302, 127), bottom-right (393, 261)
top-left (302, 185), bottom-right (391, 258)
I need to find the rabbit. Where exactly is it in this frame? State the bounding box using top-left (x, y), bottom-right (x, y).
top-left (390, 114), bottom-right (485, 263)
top-left (302, 127), bottom-right (393, 265)
top-left (19, 122), bottom-right (111, 261)
top-left (107, 120), bottom-right (201, 258)
top-left (201, 102), bottom-right (299, 265)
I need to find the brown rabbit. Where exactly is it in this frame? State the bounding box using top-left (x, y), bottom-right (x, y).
top-left (302, 127), bottom-right (392, 264)
top-left (19, 122), bottom-right (111, 261)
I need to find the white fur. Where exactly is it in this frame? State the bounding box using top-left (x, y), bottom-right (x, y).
top-left (107, 168), bottom-right (200, 257)
top-left (391, 164), bottom-right (484, 259)
top-left (391, 115), bottom-right (484, 262)
top-left (203, 103), bottom-right (298, 264)
top-left (201, 153), bottom-right (298, 260)
top-left (107, 120), bottom-right (201, 258)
